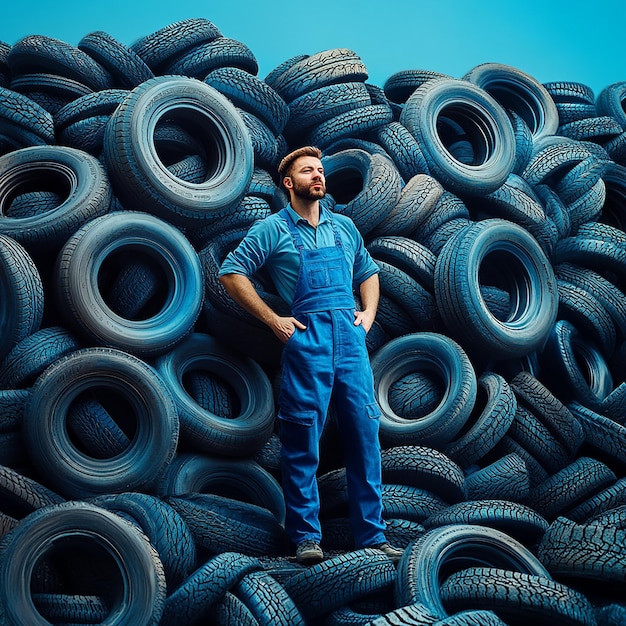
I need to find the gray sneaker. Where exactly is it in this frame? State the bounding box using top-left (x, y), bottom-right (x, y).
top-left (368, 542), bottom-right (403, 561)
top-left (296, 540), bottom-right (324, 564)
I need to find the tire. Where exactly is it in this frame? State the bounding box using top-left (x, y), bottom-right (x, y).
top-left (464, 454), bottom-right (530, 503)
top-left (395, 524), bottom-right (550, 618)
top-left (463, 62), bottom-right (559, 141)
top-left (283, 549), bottom-right (397, 622)
top-left (370, 173), bottom-right (444, 238)
top-left (204, 66), bottom-right (289, 135)
top-left (400, 78), bottom-right (515, 195)
top-left (236, 570), bottom-right (305, 625)
top-left (7, 35), bottom-right (112, 91)
top-left (423, 500), bottom-right (548, 543)
top-left (0, 326), bottom-right (82, 389)
top-left (89, 492), bottom-right (196, 590)
top-left (371, 333), bottom-right (477, 448)
top-left (381, 446), bottom-right (466, 503)
top-left (0, 464), bottom-right (64, 521)
top-left (0, 85), bottom-right (55, 145)
top-left (0, 234), bottom-right (44, 361)
top-left (160, 551), bottom-right (260, 626)
top-left (77, 31), bottom-right (154, 89)
top-left (367, 234), bottom-right (437, 292)
top-left (540, 320), bottom-right (613, 411)
top-left (129, 18), bottom-right (222, 72)
top-left (434, 218), bottom-right (558, 359)
top-left (322, 149), bottom-right (402, 235)
top-left (266, 48), bottom-right (368, 103)
top-left (527, 457), bottom-right (617, 521)
top-left (167, 493), bottom-right (287, 556)
top-left (444, 372), bottom-right (517, 467)
top-left (158, 452), bottom-right (285, 524)
top-left (163, 37), bottom-right (258, 79)
top-left (23, 347), bottom-right (179, 498)
top-left (538, 515), bottom-right (626, 585)
top-left (440, 567), bottom-right (596, 625)
top-left (0, 501), bottom-right (166, 625)
top-left (154, 333), bottom-right (275, 456)
top-left (0, 145), bottom-right (112, 255)
top-left (55, 211), bottom-right (204, 356)
top-left (103, 76), bottom-right (254, 225)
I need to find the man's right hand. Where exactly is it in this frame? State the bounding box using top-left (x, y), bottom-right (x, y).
top-left (272, 316), bottom-right (307, 343)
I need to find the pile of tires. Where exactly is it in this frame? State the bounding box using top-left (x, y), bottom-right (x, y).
top-left (1, 16), bottom-right (625, 625)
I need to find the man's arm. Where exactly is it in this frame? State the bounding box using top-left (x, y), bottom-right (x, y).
top-left (219, 273), bottom-right (305, 343)
top-left (354, 273), bottom-right (379, 333)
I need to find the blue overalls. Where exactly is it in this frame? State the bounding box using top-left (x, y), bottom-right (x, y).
top-left (277, 208), bottom-right (386, 548)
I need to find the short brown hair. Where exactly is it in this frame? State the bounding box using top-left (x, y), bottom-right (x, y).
top-left (277, 146), bottom-right (322, 180)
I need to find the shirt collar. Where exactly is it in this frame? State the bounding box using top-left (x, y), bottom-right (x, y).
top-left (285, 203), bottom-right (330, 226)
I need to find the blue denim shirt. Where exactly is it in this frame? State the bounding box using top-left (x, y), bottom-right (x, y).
top-left (218, 204), bottom-right (379, 305)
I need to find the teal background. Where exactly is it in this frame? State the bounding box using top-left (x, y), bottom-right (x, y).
top-left (3, 0), bottom-right (625, 96)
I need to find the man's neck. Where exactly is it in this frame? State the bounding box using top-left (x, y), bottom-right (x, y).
top-left (290, 198), bottom-right (320, 227)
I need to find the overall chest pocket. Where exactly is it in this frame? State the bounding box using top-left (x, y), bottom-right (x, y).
top-left (308, 261), bottom-right (344, 289)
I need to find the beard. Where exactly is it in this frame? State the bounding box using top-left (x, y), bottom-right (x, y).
top-left (291, 178), bottom-right (326, 200)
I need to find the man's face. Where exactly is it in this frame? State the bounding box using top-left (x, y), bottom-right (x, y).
top-left (286, 156), bottom-right (326, 200)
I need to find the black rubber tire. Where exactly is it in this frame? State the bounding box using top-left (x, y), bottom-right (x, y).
top-left (23, 347), bottom-right (179, 498)
top-left (444, 372), bottom-right (517, 467)
top-left (129, 18), bottom-right (222, 72)
top-left (381, 446), bottom-right (466, 503)
top-left (322, 148), bottom-right (402, 236)
top-left (422, 499), bottom-right (548, 543)
top-left (440, 567), bottom-right (596, 625)
top-left (0, 145), bottom-right (112, 255)
top-left (78, 31), bottom-right (154, 89)
top-left (285, 81), bottom-right (371, 137)
top-left (235, 569), bottom-right (305, 625)
top-left (0, 501), bottom-right (166, 625)
top-left (434, 218), bottom-right (558, 359)
top-left (266, 48), bottom-right (368, 103)
top-left (400, 77), bottom-right (515, 195)
top-left (370, 174), bottom-right (444, 239)
top-left (395, 524), bottom-right (550, 618)
top-left (204, 66), bottom-right (289, 135)
top-left (154, 333), bottom-right (275, 456)
top-left (103, 76), bottom-right (254, 226)
top-left (166, 493), bottom-right (287, 557)
top-left (527, 456), bottom-right (617, 522)
top-left (0, 464), bottom-right (64, 522)
top-left (7, 35), bottom-right (112, 91)
top-left (283, 549), bottom-right (397, 622)
top-left (0, 326), bottom-right (82, 389)
top-left (0, 85), bottom-right (55, 145)
top-left (158, 452), bottom-right (286, 524)
top-left (0, 234), bottom-right (44, 362)
top-left (538, 515), bottom-right (626, 587)
top-left (163, 37), bottom-right (258, 79)
top-left (463, 62), bottom-right (559, 141)
top-left (89, 492), bottom-right (196, 591)
top-left (464, 454), bottom-right (530, 503)
top-left (367, 234), bottom-right (437, 291)
top-left (540, 319), bottom-right (613, 411)
top-left (509, 371), bottom-right (584, 457)
top-left (568, 401), bottom-right (626, 467)
top-left (55, 210), bottom-right (204, 356)
top-left (371, 333), bottom-right (477, 449)
top-left (160, 551), bottom-right (260, 626)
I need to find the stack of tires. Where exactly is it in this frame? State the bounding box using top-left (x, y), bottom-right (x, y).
top-left (0, 17), bottom-right (625, 625)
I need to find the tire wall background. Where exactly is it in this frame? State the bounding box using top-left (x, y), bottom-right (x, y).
top-left (1, 17), bottom-right (626, 626)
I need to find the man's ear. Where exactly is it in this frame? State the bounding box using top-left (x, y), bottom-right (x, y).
top-left (283, 176), bottom-right (293, 189)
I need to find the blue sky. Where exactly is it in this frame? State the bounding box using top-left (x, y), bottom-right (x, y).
top-left (3, 0), bottom-right (625, 96)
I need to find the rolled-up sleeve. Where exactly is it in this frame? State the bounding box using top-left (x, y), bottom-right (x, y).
top-left (218, 220), bottom-right (273, 278)
top-left (353, 231), bottom-right (379, 285)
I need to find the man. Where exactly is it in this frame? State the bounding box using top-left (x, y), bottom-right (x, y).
top-left (219, 146), bottom-right (402, 564)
